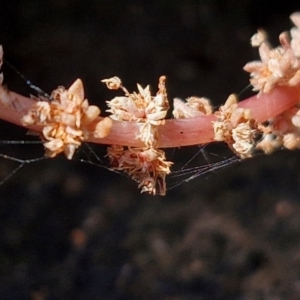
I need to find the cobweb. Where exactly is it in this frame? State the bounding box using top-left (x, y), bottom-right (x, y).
top-left (0, 135), bottom-right (240, 193)
top-left (0, 119), bottom-right (244, 195)
top-left (166, 144), bottom-right (240, 190)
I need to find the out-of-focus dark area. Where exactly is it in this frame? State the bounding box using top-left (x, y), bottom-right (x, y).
top-left (1, 1), bottom-right (300, 299)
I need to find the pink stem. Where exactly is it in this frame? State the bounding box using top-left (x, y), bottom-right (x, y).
top-left (0, 84), bottom-right (299, 148)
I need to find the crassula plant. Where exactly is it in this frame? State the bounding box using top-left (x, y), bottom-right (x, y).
top-left (1, 13), bottom-right (300, 195)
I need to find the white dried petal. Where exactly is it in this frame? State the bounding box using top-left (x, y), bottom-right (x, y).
top-left (256, 134), bottom-right (281, 154)
top-left (137, 84), bottom-right (151, 103)
top-left (22, 112), bottom-right (35, 125)
top-left (173, 98), bottom-right (198, 118)
top-left (64, 144), bottom-right (77, 160)
top-left (82, 105), bottom-right (100, 123)
top-left (213, 120), bottom-right (232, 142)
top-left (173, 98), bottom-right (208, 119)
top-left (290, 13), bottom-right (300, 57)
top-left (94, 117), bottom-right (113, 138)
top-left (68, 79), bottom-right (84, 102)
top-left (61, 113), bottom-right (76, 126)
top-left (101, 77), bottom-right (122, 90)
top-left (44, 139), bottom-right (64, 152)
top-left (283, 132), bottom-right (300, 150)
top-left (291, 13), bottom-right (300, 28)
top-left (291, 29), bottom-right (300, 57)
top-left (65, 126), bottom-right (83, 137)
top-left (146, 110), bottom-right (167, 121)
top-left (106, 96), bottom-right (145, 121)
top-left (222, 94), bottom-right (238, 113)
top-left (251, 29), bottom-right (267, 47)
top-left (187, 97), bottom-right (212, 115)
top-left (230, 108), bottom-right (251, 127)
top-left (292, 115), bottom-right (300, 127)
top-left (288, 69), bottom-right (300, 86)
top-left (36, 102), bottom-right (51, 122)
top-left (232, 140), bottom-right (253, 158)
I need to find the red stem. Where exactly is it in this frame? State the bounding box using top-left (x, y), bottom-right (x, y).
top-left (0, 84), bottom-right (299, 148)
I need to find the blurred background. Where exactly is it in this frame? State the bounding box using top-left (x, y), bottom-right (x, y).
top-left (1, 1), bottom-right (300, 299)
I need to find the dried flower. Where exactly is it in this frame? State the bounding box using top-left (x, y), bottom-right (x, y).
top-left (105, 76), bottom-right (169, 123)
top-left (213, 94), bottom-right (259, 158)
top-left (103, 76), bottom-right (171, 194)
top-left (22, 79), bottom-right (112, 159)
top-left (274, 108), bottom-right (300, 150)
top-left (256, 133), bottom-right (282, 154)
top-left (173, 97), bottom-right (212, 119)
top-left (255, 106), bottom-right (300, 154)
top-left (231, 120), bottom-right (257, 158)
top-left (282, 132), bottom-right (300, 150)
top-left (107, 145), bottom-right (172, 195)
top-left (250, 29), bottom-right (267, 47)
top-left (244, 29), bottom-right (300, 93)
top-left (101, 76), bottom-right (122, 90)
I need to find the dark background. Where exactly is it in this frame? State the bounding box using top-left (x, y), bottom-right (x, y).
top-left (1, 1), bottom-right (300, 299)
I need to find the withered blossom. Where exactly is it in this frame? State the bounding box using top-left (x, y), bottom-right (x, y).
top-left (244, 28), bottom-right (300, 93)
top-left (231, 121), bottom-right (256, 158)
top-left (173, 97), bottom-right (212, 119)
top-left (22, 79), bottom-right (112, 159)
top-left (213, 94), bottom-right (259, 158)
top-left (101, 76), bottom-right (122, 90)
top-left (250, 29), bottom-right (267, 47)
top-left (256, 134), bottom-right (281, 154)
top-left (282, 132), bottom-right (300, 150)
top-left (107, 145), bottom-right (172, 195)
top-left (103, 76), bottom-right (171, 194)
top-left (274, 108), bottom-right (300, 150)
top-left (255, 107), bottom-right (300, 154)
top-left (105, 76), bottom-right (169, 124)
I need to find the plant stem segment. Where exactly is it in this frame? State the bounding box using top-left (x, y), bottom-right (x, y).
top-left (0, 84), bottom-right (299, 148)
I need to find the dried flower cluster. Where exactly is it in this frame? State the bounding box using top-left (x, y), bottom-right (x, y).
top-left (244, 13), bottom-right (300, 93)
top-left (242, 13), bottom-right (300, 155)
top-left (172, 13), bottom-right (300, 159)
top-left (171, 84), bottom-right (263, 159)
top-left (256, 107), bottom-right (300, 153)
top-left (102, 76), bottom-right (172, 195)
top-left (22, 79), bottom-right (112, 159)
top-left (173, 96), bottom-right (212, 119)
top-left (212, 94), bottom-right (260, 158)
top-left (173, 93), bottom-right (263, 159)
